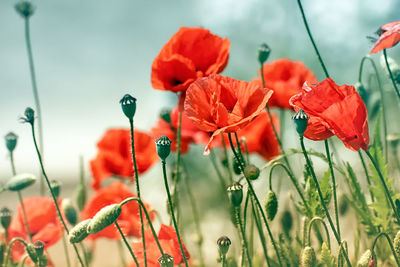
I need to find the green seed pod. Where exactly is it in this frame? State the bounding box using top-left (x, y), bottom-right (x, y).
top-left (357, 249), bottom-right (372, 267)
top-left (87, 204), bottom-right (121, 235)
top-left (301, 246), bottom-right (316, 267)
top-left (120, 94), bottom-right (137, 120)
top-left (232, 156), bottom-right (242, 175)
top-left (217, 236), bottom-right (231, 256)
top-left (32, 241), bottom-right (45, 257)
top-left (155, 136), bottom-right (172, 160)
top-left (394, 231), bottom-right (400, 259)
top-left (281, 209), bottom-right (293, 235)
top-left (75, 184), bottom-right (87, 211)
top-left (0, 207), bottom-right (12, 230)
top-left (62, 199), bottom-right (78, 225)
top-left (258, 43), bottom-right (271, 65)
top-left (158, 254), bottom-right (174, 267)
top-left (69, 219), bottom-right (92, 243)
top-left (244, 164), bottom-right (260, 180)
top-left (20, 107), bottom-right (35, 125)
top-left (15, 1), bottom-right (35, 18)
top-left (49, 180), bottom-right (61, 199)
top-left (292, 109), bottom-right (309, 137)
top-left (265, 190), bottom-right (278, 220)
top-left (227, 183), bottom-right (243, 207)
top-left (26, 243), bottom-right (38, 263)
top-left (5, 132), bottom-right (18, 153)
top-left (160, 108), bottom-right (172, 124)
top-left (5, 173), bottom-right (36, 191)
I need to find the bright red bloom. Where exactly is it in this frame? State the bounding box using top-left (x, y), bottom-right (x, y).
top-left (8, 197), bottom-right (63, 263)
top-left (130, 224), bottom-right (190, 267)
top-left (90, 128), bottom-right (158, 189)
top-left (290, 78), bottom-right (369, 151)
top-left (151, 27), bottom-right (230, 93)
top-left (370, 21), bottom-right (400, 54)
top-left (81, 181), bottom-right (155, 240)
top-left (255, 58), bottom-right (317, 109)
top-left (184, 74), bottom-right (273, 155)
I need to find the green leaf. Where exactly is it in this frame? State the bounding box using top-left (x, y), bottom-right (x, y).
top-left (321, 242), bottom-right (335, 267)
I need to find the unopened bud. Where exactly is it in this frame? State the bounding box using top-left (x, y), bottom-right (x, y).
top-left (394, 230), bottom-right (400, 259)
top-left (227, 183), bottom-right (243, 207)
top-left (281, 209), bottom-right (293, 235)
top-left (339, 195), bottom-right (349, 215)
top-left (87, 204), bottom-right (121, 235)
top-left (357, 249), bottom-right (372, 267)
top-left (50, 180), bottom-right (61, 199)
top-left (217, 236), bottom-right (231, 256)
top-left (244, 164), bottom-right (260, 180)
top-left (158, 254), bottom-right (174, 267)
top-left (62, 199), bottom-right (78, 225)
top-left (5, 173), bottom-right (36, 191)
top-left (292, 109), bottom-right (309, 136)
top-left (265, 190), bottom-right (278, 220)
top-left (75, 184), bottom-right (87, 211)
top-left (387, 133), bottom-right (400, 149)
top-left (160, 109), bottom-right (172, 124)
top-left (120, 94), bottom-right (137, 120)
top-left (26, 244), bottom-right (38, 263)
top-left (15, 1), bottom-right (35, 18)
top-left (355, 82), bottom-right (368, 104)
top-left (5, 132), bottom-right (18, 153)
top-left (155, 136), bottom-right (172, 160)
top-left (69, 219), bottom-right (91, 243)
top-left (0, 207), bottom-right (12, 230)
top-left (232, 156), bottom-right (242, 175)
top-left (258, 43), bottom-right (271, 65)
top-left (301, 246), bottom-right (316, 267)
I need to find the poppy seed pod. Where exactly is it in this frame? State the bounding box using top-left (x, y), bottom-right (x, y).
top-left (87, 204), bottom-right (122, 235)
top-left (0, 207), bottom-right (12, 230)
top-left (227, 183), bottom-right (243, 207)
top-left (32, 241), bottom-right (45, 257)
top-left (258, 43), bottom-right (271, 65)
top-left (155, 136), bottom-right (172, 160)
top-left (120, 94), bottom-right (137, 120)
top-left (244, 164), bottom-right (260, 180)
top-left (158, 253), bottom-right (174, 267)
top-left (69, 219), bottom-right (92, 243)
top-left (265, 190), bottom-right (278, 220)
top-left (217, 236), bottom-right (231, 256)
top-left (292, 109), bottom-right (309, 137)
top-left (5, 132), bottom-right (18, 153)
top-left (301, 246), bottom-right (316, 267)
top-left (20, 107), bottom-right (35, 125)
top-left (394, 230), bottom-right (400, 259)
top-left (49, 180), bottom-right (61, 199)
top-left (357, 249), bottom-right (372, 267)
top-left (5, 173), bottom-right (36, 191)
top-left (15, 1), bottom-right (35, 18)
top-left (160, 108), bottom-right (172, 124)
top-left (62, 199), bottom-right (78, 225)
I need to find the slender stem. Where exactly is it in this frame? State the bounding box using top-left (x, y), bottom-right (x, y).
top-left (358, 151), bottom-right (375, 202)
top-left (29, 123), bottom-right (85, 267)
top-left (172, 110), bottom-right (183, 225)
top-left (210, 149), bottom-right (227, 194)
top-left (79, 243), bottom-right (89, 267)
top-left (61, 233), bottom-right (72, 267)
top-left (221, 133), bottom-right (233, 184)
top-left (128, 118), bottom-right (147, 267)
top-left (9, 152), bottom-right (16, 176)
top-left (4, 237), bottom-right (27, 267)
top-left (383, 49), bottom-right (400, 99)
top-left (234, 133), bottom-right (245, 166)
top-left (221, 254), bottom-right (227, 267)
top-left (161, 160), bottom-right (189, 267)
top-left (115, 222), bottom-right (138, 267)
top-left (234, 206), bottom-right (252, 267)
top-left (306, 217), bottom-right (331, 249)
top-left (371, 232), bottom-right (400, 267)
top-left (241, 138), bottom-right (250, 165)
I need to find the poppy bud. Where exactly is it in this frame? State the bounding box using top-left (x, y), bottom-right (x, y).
top-left (281, 209), bottom-right (293, 235)
top-left (227, 183), bottom-right (243, 207)
top-left (26, 243), bottom-right (38, 263)
top-left (0, 207), bottom-right (12, 230)
top-left (265, 190), bottom-right (278, 220)
top-left (232, 156), bottom-right (242, 175)
top-left (160, 108), bottom-right (172, 124)
top-left (301, 246), bottom-right (316, 267)
top-left (15, 1), bottom-right (35, 18)
top-left (387, 133), bottom-right (400, 149)
top-left (87, 204), bottom-right (121, 235)
top-left (394, 230), bottom-right (400, 259)
top-left (69, 219), bottom-right (91, 243)
top-left (292, 109), bottom-right (309, 137)
top-left (75, 184), bottom-right (87, 211)
top-left (158, 254), bottom-right (174, 267)
top-left (5, 132), bottom-right (18, 153)
top-left (20, 107), bottom-right (35, 125)
top-left (357, 249), bottom-right (372, 267)
top-left (217, 235), bottom-right (231, 256)
top-left (258, 43), bottom-right (271, 65)
top-left (32, 241), bottom-right (45, 257)
top-left (49, 180), bottom-right (61, 199)
top-left (62, 199), bottom-right (78, 225)
top-left (155, 136), bottom-right (172, 161)
top-left (120, 94), bottom-right (137, 120)
top-left (355, 82), bottom-right (368, 104)
top-left (5, 173), bottom-right (36, 191)
top-left (339, 195), bottom-right (349, 215)
top-left (244, 164), bottom-right (260, 180)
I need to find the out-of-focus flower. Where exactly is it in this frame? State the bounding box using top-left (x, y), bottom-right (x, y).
top-left (151, 27), bottom-right (230, 94)
top-left (90, 129), bottom-right (158, 189)
top-left (370, 21), bottom-right (400, 54)
top-left (254, 58), bottom-right (317, 109)
top-left (290, 78), bottom-right (369, 151)
top-left (184, 74), bottom-right (272, 155)
top-left (81, 181), bottom-right (154, 240)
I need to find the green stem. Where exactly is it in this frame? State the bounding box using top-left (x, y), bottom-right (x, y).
top-left (128, 118), bottom-right (147, 267)
top-left (358, 151), bottom-right (375, 202)
top-left (221, 133), bottom-right (233, 184)
top-left (61, 233), bottom-right (72, 267)
top-left (161, 160), bottom-right (189, 267)
top-left (172, 110), bottom-right (183, 225)
top-left (79, 243), bottom-right (89, 267)
top-left (371, 232), bottom-right (400, 266)
top-left (115, 221), bottom-right (138, 267)
top-left (221, 254), bottom-right (227, 267)
top-left (210, 149), bottom-right (227, 194)
top-left (4, 237), bottom-right (27, 267)
top-left (234, 206), bottom-right (252, 267)
top-left (307, 217), bottom-right (331, 249)
top-left (383, 49), bottom-right (400, 100)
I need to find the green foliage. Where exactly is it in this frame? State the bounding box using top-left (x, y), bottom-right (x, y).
top-left (320, 242), bottom-right (335, 267)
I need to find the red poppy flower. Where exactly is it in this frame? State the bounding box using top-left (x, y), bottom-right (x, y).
top-left (151, 27), bottom-right (230, 93)
top-left (8, 197), bottom-right (63, 263)
top-left (90, 129), bottom-right (159, 189)
top-left (254, 58), bottom-right (317, 109)
top-left (130, 224), bottom-right (190, 267)
top-left (370, 21), bottom-right (400, 54)
top-left (290, 78), bottom-right (369, 151)
top-left (81, 181), bottom-right (155, 240)
top-left (184, 74), bottom-right (273, 155)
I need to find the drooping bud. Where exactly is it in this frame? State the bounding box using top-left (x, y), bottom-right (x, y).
top-left (160, 108), bottom-right (172, 124)
top-left (357, 249), bottom-right (372, 267)
top-left (120, 94), bottom-right (137, 120)
top-left (227, 183), bottom-right (243, 207)
top-left (26, 243), bottom-right (38, 263)
top-left (87, 204), bottom-right (121, 235)
top-left (32, 241), bottom-right (45, 257)
top-left (217, 236), bottom-right (231, 257)
top-left (69, 219), bottom-right (91, 243)
top-left (258, 43), bottom-right (271, 65)
top-left (301, 246), bottom-right (316, 267)
top-left (355, 82), bottom-right (368, 104)
top-left (5, 173), bottom-right (36, 191)
top-left (387, 133), bottom-right (400, 149)
top-left (62, 199), bottom-right (78, 225)
top-left (5, 132), bottom-right (18, 153)
top-left (15, 1), bottom-right (35, 18)
top-left (265, 190), bottom-right (278, 220)
top-left (292, 109), bottom-right (309, 136)
top-left (158, 254), bottom-right (174, 267)
top-left (49, 180), bottom-right (61, 199)
top-left (0, 207), bottom-right (12, 230)
top-left (281, 209), bottom-right (293, 235)
top-left (339, 195), bottom-right (349, 215)
top-left (244, 164), bottom-right (260, 180)
top-left (20, 107), bottom-right (35, 125)
top-left (155, 136), bottom-right (172, 160)
top-left (394, 230), bottom-right (400, 259)
top-left (232, 156), bottom-right (242, 175)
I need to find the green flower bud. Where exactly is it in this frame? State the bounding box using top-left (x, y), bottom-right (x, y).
top-left (357, 249), bottom-right (372, 267)
top-left (158, 254), bottom-right (174, 267)
top-left (265, 190), bottom-right (278, 220)
top-left (387, 133), bottom-right (400, 149)
top-left (160, 108), bottom-right (172, 124)
top-left (87, 204), bottom-right (121, 235)
top-left (15, 1), bottom-right (35, 18)
top-left (75, 184), bottom-right (87, 211)
top-left (339, 195), bottom-right (349, 215)
top-left (355, 82), bottom-right (368, 104)
top-left (120, 94), bottom-right (137, 120)
top-left (232, 156), bottom-right (242, 175)
top-left (292, 109), bottom-right (309, 137)
top-left (49, 180), bottom-right (61, 199)
top-left (244, 164), bottom-right (260, 180)
top-left (227, 183), bottom-right (243, 207)
top-left (62, 199), bottom-right (78, 225)
top-left (394, 231), bottom-right (400, 259)
top-left (0, 207), bottom-right (12, 230)
top-left (155, 136), bottom-right (172, 160)
top-left (5, 132), bottom-right (18, 153)
top-left (20, 107), bottom-right (35, 125)
top-left (281, 210), bottom-right (293, 235)
top-left (301, 246), bottom-right (316, 267)
top-left (26, 243), bottom-right (38, 263)
top-left (69, 219), bottom-right (91, 243)
top-left (258, 43), bottom-right (271, 65)
top-left (5, 173), bottom-right (36, 191)
top-left (217, 236), bottom-right (231, 256)
top-left (32, 241), bottom-right (45, 257)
